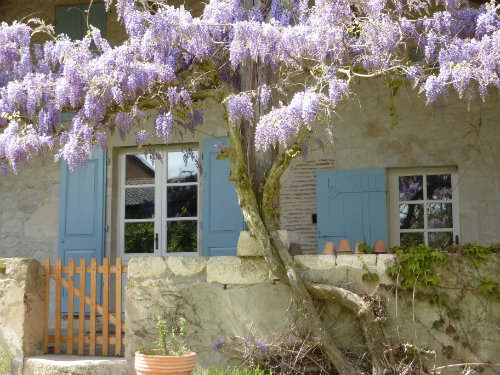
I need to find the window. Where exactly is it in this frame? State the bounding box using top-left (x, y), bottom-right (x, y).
top-left (120, 148), bottom-right (199, 256)
top-left (389, 167), bottom-right (459, 248)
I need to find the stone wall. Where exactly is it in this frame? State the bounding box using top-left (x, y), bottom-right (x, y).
top-left (0, 158), bottom-right (60, 263)
top-left (125, 252), bottom-right (500, 374)
top-left (0, 258), bottom-right (45, 375)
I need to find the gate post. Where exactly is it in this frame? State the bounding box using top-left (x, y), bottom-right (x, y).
top-left (0, 258), bottom-right (45, 375)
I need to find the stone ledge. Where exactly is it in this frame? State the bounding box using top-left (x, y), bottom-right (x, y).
top-left (167, 257), bottom-right (207, 278)
top-left (336, 254), bottom-right (377, 268)
top-left (127, 257), bottom-right (168, 280)
top-left (237, 230), bottom-right (290, 257)
top-left (23, 355), bottom-right (128, 375)
top-left (206, 257), bottom-right (268, 285)
top-left (295, 255), bottom-right (336, 270)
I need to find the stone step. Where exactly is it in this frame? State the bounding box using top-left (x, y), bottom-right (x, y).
top-left (23, 355), bottom-right (129, 375)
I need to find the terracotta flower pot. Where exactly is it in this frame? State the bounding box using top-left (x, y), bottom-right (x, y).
top-left (337, 239), bottom-right (352, 254)
top-left (322, 242), bottom-right (335, 255)
top-left (373, 241), bottom-right (387, 254)
top-left (135, 351), bottom-right (196, 375)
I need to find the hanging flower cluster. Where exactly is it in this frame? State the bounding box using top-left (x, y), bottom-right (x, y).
top-left (0, 0), bottom-right (497, 173)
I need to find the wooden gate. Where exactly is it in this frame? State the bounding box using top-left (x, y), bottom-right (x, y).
top-left (43, 258), bottom-right (127, 356)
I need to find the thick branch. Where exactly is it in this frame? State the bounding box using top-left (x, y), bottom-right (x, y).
top-left (305, 283), bottom-right (394, 375)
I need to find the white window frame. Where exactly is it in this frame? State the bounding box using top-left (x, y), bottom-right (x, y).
top-left (389, 167), bottom-right (460, 248)
top-left (118, 146), bottom-right (200, 259)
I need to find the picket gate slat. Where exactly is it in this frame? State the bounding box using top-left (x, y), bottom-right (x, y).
top-left (115, 258), bottom-right (122, 357)
top-left (43, 257), bottom-right (126, 357)
top-left (102, 258), bottom-right (109, 356)
top-left (67, 258), bottom-right (75, 354)
top-left (55, 259), bottom-right (62, 354)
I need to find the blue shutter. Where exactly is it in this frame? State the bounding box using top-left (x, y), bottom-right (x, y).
top-left (202, 138), bottom-right (245, 256)
top-left (56, 4), bottom-right (107, 312)
top-left (316, 168), bottom-right (387, 253)
top-left (58, 150), bottom-right (106, 312)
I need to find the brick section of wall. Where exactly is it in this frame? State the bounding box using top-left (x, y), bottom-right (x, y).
top-left (280, 158), bottom-right (334, 254)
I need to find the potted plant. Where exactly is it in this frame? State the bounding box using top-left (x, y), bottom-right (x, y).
top-left (135, 316), bottom-right (196, 375)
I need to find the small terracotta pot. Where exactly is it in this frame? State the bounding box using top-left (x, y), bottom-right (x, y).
top-left (322, 242), bottom-right (335, 255)
top-left (373, 240), bottom-right (387, 254)
top-left (337, 239), bottom-right (352, 254)
top-left (135, 351), bottom-right (196, 375)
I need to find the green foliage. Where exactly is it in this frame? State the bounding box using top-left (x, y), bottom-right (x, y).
top-left (477, 277), bottom-right (500, 300)
top-left (362, 272), bottom-right (379, 283)
top-left (167, 220), bottom-right (197, 252)
top-left (388, 245), bottom-right (446, 287)
top-left (139, 316), bottom-right (188, 356)
top-left (125, 222), bottom-right (154, 253)
top-left (462, 243), bottom-right (495, 266)
top-left (358, 243), bottom-right (373, 254)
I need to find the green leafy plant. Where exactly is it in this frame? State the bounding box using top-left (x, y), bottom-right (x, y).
top-left (388, 245), bottom-right (446, 287)
top-left (477, 277), bottom-right (500, 300)
top-left (139, 316), bottom-right (188, 356)
top-left (362, 272), bottom-right (379, 283)
top-left (358, 243), bottom-right (373, 254)
top-left (462, 243), bottom-right (495, 266)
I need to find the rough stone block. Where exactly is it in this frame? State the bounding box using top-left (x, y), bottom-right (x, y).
top-left (375, 254), bottom-right (396, 283)
top-left (127, 257), bottom-right (168, 280)
top-left (23, 355), bottom-right (128, 375)
top-left (237, 230), bottom-right (290, 257)
top-left (167, 257), bottom-right (207, 278)
top-left (295, 255), bottom-right (336, 270)
top-left (206, 257), bottom-right (268, 285)
top-left (336, 254), bottom-right (376, 268)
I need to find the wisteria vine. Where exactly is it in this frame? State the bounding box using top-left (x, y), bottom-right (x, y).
top-left (0, 0), bottom-right (499, 174)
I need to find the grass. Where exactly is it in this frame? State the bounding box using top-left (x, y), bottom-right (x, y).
top-left (196, 367), bottom-right (272, 375)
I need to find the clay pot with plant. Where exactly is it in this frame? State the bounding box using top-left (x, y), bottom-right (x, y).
top-left (135, 317), bottom-right (196, 375)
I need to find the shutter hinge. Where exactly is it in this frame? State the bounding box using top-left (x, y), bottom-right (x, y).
top-left (106, 158), bottom-right (110, 165)
top-left (104, 225), bottom-right (109, 232)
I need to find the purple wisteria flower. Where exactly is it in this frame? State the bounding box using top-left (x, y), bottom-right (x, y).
top-left (213, 338), bottom-right (223, 350)
top-left (257, 339), bottom-right (268, 355)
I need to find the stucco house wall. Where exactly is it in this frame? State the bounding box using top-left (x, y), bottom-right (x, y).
top-left (0, 1), bottom-right (499, 262)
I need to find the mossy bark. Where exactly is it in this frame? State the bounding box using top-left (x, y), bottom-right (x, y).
top-left (224, 116), bottom-right (392, 375)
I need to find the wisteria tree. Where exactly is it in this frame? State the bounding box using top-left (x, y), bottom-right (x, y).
top-left (0, 0), bottom-right (499, 373)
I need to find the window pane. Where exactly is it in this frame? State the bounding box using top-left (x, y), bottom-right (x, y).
top-left (400, 232), bottom-right (424, 247)
top-left (428, 232), bottom-right (453, 248)
top-left (126, 154), bottom-right (155, 185)
top-left (167, 186), bottom-right (197, 217)
top-left (428, 203), bottom-right (453, 229)
top-left (400, 204), bottom-right (424, 229)
top-left (427, 174), bottom-right (452, 200)
top-left (167, 151), bottom-right (198, 183)
top-left (125, 187), bottom-right (155, 219)
top-left (399, 175), bottom-right (423, 201)
top-left (167, 221), bottom-right (197, 253)
top-left (124, 222), bottom-right (154, 253)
